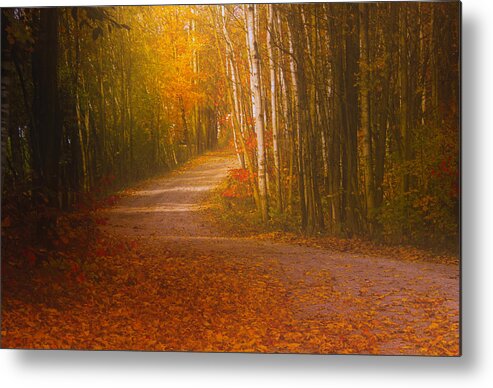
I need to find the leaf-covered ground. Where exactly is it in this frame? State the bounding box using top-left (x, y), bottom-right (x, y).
top-left (1, 152), bottom-right (460, 355)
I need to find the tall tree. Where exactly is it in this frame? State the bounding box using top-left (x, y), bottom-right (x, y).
top-left (359, 3), bottom-right (375, 231)
top-left (31, 8), bottom-right (62, 208)
top-left (267, 4), bottom-right (282, 214)
top-left (245, 4), bottom-right (268, 223)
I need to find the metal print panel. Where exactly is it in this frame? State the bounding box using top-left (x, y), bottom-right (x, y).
top-left (0, 1), bottom-right (461, 355)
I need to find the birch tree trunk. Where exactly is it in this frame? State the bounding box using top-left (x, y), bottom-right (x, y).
top-left (267, 4), bottom-right (282, 213)
top-left (210, 6), bottom-right (260, 208)
top-left (246, 4), bottom-right (268, 223)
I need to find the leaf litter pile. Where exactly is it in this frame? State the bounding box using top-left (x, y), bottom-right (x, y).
top-left (1, 155), bottom-right (459, 355)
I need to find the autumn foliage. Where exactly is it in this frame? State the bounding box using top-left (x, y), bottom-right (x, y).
top-left (221, 168), bottom-right (254, 199)
top-left (1, 3), bottom-right (459, 356)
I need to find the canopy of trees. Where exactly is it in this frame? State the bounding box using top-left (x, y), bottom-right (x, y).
top-left (1, 2), bottom-right (460, 250)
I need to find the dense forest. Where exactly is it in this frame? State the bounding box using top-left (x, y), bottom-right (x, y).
top-left (1, 3), bottom-right (460, 249)
top-left (1, 2), bottom-right (461, 356)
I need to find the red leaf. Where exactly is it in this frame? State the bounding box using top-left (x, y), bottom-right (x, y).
top-left (23, 249), bottom-right (36, 265)
top-left (71, 262), bottom-right (80, 273)
top-left (76, 272), bottom-right (85, 284)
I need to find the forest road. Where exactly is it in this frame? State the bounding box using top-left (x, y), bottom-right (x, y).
top-left (99, 151), bottom-right (460, 355)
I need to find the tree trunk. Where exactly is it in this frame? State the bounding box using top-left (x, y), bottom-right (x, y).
top-left (399, 5), bottom-right (410, 194)
top-left (246, 4), bottom-right (268, 223)
top-left (359, 3), bottom-right (375, 231)
top-left (1, 10), bottom-right (11, 188)
top-left (31, 8), bottom-right (62, 208)
top-left (267, 4), bottom-right (282, 214)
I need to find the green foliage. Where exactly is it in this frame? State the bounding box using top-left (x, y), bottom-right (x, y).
top-left (377, 188), bottom-right (458, 250)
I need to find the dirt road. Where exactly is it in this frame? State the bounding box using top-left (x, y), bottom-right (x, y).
top-left (95, 152), bottom-right (459, 355)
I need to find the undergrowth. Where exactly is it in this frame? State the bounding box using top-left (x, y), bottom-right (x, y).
top-left (202, 169), bottom-right (459, 266)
